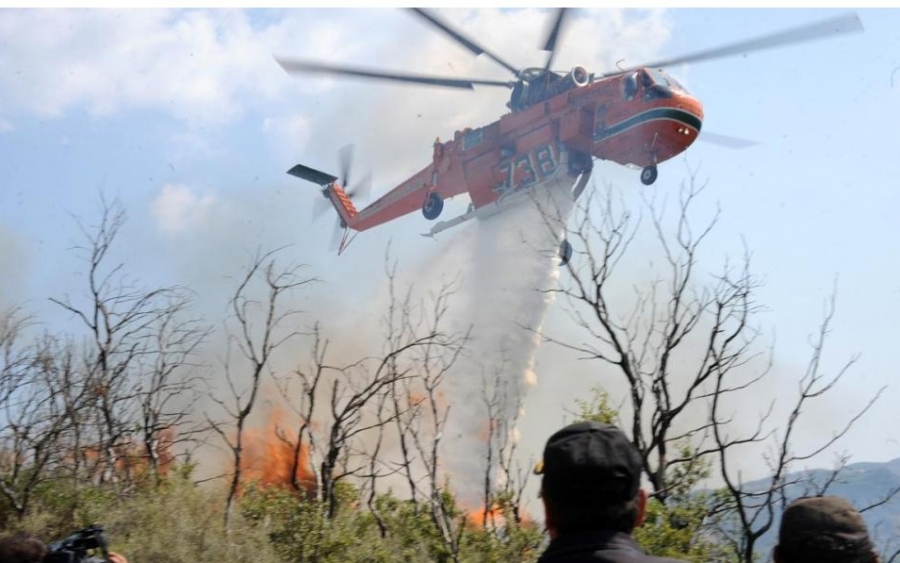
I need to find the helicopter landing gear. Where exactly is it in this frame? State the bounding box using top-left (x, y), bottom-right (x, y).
top-left (567, 149), bottom-right (593, 177)
top-left (422, 192), bottom-right (444, 220)
top-left (559, 238), bottom-right (573, 266)
top-left (640, 165), bottom-right (658, 186)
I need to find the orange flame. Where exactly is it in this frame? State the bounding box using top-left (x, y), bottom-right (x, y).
top-left (69, 427), bottom-right (175, 483)
top-left (239, 406), bottom-right (316, 497)
top-left (465, 500), bottom-right (539, 530)
top-left (466, 503), bottom-right (506, 528)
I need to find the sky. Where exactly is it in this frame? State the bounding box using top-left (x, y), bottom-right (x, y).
top-left (1, 6), bottom-right (900, 492)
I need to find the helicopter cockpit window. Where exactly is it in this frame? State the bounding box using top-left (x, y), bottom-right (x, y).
top-left (661, 71), bottom-right (686, 92)
top-left (647, 68), bottom-right (669, 86)
top-left (623, 72), bottom-right (638, 100)
top-left (643, 68), bottom-right (674, 100)
top-left (507, 81), bottom-right (530, 112)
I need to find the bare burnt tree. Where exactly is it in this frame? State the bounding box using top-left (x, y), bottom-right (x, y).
top-left (541, 169), bottom-right (885, 561)
top-left (36, 335), bottom-right (94, 485)
top-left (208, 247), bottom-right (312, 530)
top-left (478, 359), bottom-right (532, 528)
top-left (544, 172), bottom-right (765, 502)
top-left (403, 337), bottom-right (468, 563)
top-left (137, 293), bottom-right (209, 485)
top-left (273, 256), bottom-right (468, 561)
top-left (0, 313), bottom-right (71, 519)
top-left (291, 318), bottom-right (456, 520)
top-left (354, 261), bottom-right (455, 538)
top-left (709, 291), bottom-right (885, 563)
top-left (0, 323), bottom-right (101, 522)
top-left (389, 298), bottom-right (470, 561)
top-left (377, 260), bottom-right (470, 561)
top-left (0, 308), bottom-right (33, 418)
top-left (385, 270), bottom-right (428, 509)
top-left (361, 387), bottom-right (394, 538)
top-left (50, 196), bottom-right (205, 490)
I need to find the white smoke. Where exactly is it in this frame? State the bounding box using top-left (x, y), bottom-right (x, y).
top-left (419, 175), bottom-right (580, 503)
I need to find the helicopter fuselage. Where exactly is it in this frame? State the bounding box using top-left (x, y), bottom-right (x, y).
top-left (338, 66), bottom-right (703, 233)
top-left (283, 9), bottom-right (861, 254)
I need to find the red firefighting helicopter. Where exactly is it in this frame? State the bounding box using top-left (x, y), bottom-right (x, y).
top-left (277, 9), bottom-right (862, 263)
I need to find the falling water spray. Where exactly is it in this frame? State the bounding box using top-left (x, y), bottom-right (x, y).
top-left (435, 176), bottom-right (579, 504)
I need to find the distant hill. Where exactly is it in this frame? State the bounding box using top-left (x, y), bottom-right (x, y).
top-left (734, 458), bottom-right (900, 558)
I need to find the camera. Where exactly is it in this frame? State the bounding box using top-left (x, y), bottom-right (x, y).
top-left (44, 525), bottom-right (110, 563)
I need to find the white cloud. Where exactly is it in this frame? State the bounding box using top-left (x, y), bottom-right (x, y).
top-left (0, 8), bottom-right (673, 140)
top-left (0, 9), bottom-right (390, 126)
top-left (262, 112), bottom-right (311, 161)
top-left (166, 130), bottom-right (221, 164)
top-left (151, 183), bottom-right (217, 235)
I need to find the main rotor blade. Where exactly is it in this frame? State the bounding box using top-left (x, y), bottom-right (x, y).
top-left (276, 57), bottom-right (512, 90)
top-left (700, 131), bottom-right (758, 149)
top-left (408, 8), bottom-right (521, 77)
top-left (542, 8), bottom-right (569, 72)
top-left (602, 12), bottom-right (863, 77)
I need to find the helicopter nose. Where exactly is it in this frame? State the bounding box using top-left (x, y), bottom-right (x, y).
top-left (682, 94), bottom-right (704, 133)
top-left (671, 93), bottom-right (703, 145)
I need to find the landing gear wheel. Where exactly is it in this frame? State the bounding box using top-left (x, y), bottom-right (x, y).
top-left (640, 165), bottom-right (658, 186)
top-left (559, 239), bottom-right (573, 267)
top-left (422, 192), bottom-right (444, 220)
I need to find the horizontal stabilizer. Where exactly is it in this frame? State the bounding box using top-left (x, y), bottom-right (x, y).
top-left (287, 164), bottom-right (339, 186)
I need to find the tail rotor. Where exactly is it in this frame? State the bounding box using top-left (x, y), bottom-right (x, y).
top-left (311, 194), bottom-right (330, 221)
top-left (298, 144), bottom-right (372, 251)
top-left (338, 144), bottom-right (373, 201)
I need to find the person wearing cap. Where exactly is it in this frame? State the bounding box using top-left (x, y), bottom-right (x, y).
top-left (534, 421), bottom-right (688, 563)
top-left (774, 495), bottom-right (879, 563)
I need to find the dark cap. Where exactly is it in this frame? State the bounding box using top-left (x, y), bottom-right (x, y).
top-left (778, 496), bottom-right (873, 556)
top-left (535, 421), bottom-right (641, 502)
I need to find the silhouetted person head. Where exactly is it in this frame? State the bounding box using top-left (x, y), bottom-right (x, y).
top-left (775, 495), bottom-right (879, 563)
top-left (536, 421), bottom-right (646, 537)
top-left (0, 532), bottom-right (48, 563)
